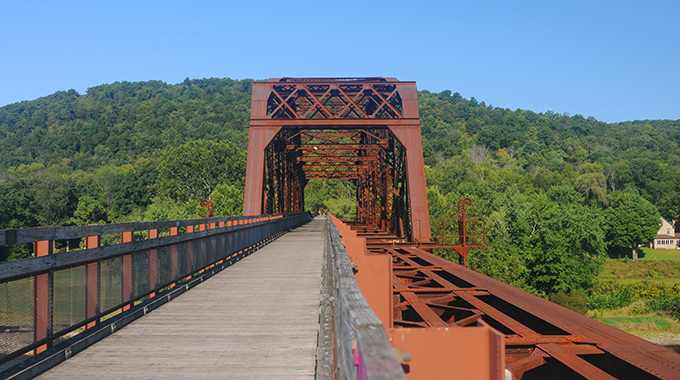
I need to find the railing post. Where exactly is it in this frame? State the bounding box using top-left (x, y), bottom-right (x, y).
top-left (121, 231), bottom-right (133, 312)
top-left (148, 229), bottom-right (158, 298)
top-left (207, 222), bottom-right (215, 269)
top-left (85, 232), bottom-right (100, 329)
top-left (185, 225), bottom-right (194, 280)
top-left (169, 227), bottom-right (178, 287)
top-left (33, 239), bottom-right (53, 355)
top-left (197, 221), bottom-right (206, 273)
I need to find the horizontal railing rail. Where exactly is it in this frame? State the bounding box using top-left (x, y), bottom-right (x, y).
top-left (0, 214), bottom-right (292, 247)
top-left (0, 216), bottom-right (288, 283)
top-left (430, 217), bottom-right (486, 247)
top-left (0, 212), bottom-right (314, 368)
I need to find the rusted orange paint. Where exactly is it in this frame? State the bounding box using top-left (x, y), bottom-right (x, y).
top-left (243, 126), bottom-right (282, 215)
top-left (388, 327), bottom-right (504, 380)
top-left (332, 215), bottom-right (503, 379)
top-left (85, 230), bottom-right (100, 330)
top-left (34, 239), bottom-right (51, 355)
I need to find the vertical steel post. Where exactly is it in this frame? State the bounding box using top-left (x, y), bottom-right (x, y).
top-left (85, 232), bottom-right (100, 329)
top-left (389, 124), bottom-right (431, 243)
top-left (244, 126), bottom-right (282, 215)
top-left (33, 239), bottom-right (52, 355)
top-left (169, 227), bottom-right (178, 287)
top-left (196, 224), bottom-right (206, 273)
top-left (121, 231), bottom-right (133, 312)
top-left (185, 225), bottom-right (194, 280)
top-left (148, 229), bottom-right (158, 299)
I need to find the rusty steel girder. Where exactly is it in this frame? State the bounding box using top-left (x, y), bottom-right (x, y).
top-left (336, 221), bottom-right (680, 380)
top-left (244, 78), bottom-right (431, 242)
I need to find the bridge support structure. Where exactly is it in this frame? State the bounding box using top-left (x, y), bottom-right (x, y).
top-left (327, 215), bottom-right (680, 380)
top-left (244, 78), bottom-right (431, 243)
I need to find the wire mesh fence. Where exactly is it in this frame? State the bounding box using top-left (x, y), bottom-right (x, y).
top-left (52, 266), bottom-right (86, 336)
top-left (0, 278), bottom-right (34, 358)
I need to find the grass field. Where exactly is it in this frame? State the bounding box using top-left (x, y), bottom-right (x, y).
top-left (595, 313), bottom-right (680, 332)
top-left (589, 302), bottom-right (680, 338)
top-left (598, 250), bottom-right (680, 285)
top-left (590, 248), bottom-right (680, 344)
top-left (639, 247), bottom-right (680, 261)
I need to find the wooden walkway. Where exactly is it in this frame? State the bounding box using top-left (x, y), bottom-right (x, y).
top-left (37, 218), bottom-right (325, 379)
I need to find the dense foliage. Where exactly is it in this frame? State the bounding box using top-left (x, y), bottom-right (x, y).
top-left (589, 282), bottom-right (680, 320)
top-left (1, 78), bottom-right (678, 299)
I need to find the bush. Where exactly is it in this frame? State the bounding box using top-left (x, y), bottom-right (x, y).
top-left (588, 282), bottom-right (680, 319)
top-left (647, 285), bottom-right (680, 319)
top-left (550, 289), bottom-right (588, 314)
top-left (629, 299), bottom-right (650, 315)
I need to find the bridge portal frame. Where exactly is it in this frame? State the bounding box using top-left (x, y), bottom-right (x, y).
top-left (244, 78), bottom-right (431, 242)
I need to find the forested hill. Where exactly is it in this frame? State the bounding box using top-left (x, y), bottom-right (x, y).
top-left (2, 79), bottom-right (679, 174)
top-left (0, 78), bottom-right (252, 170)
top-left (1, 78), bottom-right (679, 298)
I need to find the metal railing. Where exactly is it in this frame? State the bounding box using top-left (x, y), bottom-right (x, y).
top-left (324, 218), bottom-right (406, 380)
top-left (0, 212), bottom-right (313, 367)
top-left (430, 217), bottom-right (486, 248)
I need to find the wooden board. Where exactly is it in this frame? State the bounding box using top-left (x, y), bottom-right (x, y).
top-left (36, 219), bottom-right (325, 379)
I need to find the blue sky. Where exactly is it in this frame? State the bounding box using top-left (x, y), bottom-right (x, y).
top-left (1, 1), bottom-right (678, 123)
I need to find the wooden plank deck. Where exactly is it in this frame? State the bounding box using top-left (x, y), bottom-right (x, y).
top-left (37, 218), bottom-right (325, 379)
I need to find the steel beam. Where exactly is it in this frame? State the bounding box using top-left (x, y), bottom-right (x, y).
top-left (334, 219), bottom-right (680, 380)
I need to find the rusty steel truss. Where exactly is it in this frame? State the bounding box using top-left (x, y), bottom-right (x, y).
top-left (244, 78), bottom-right (430, 242)
top-left (336, 221), bottom-right (680, 379)
top-left (245, 77), bottom-right (680, 379)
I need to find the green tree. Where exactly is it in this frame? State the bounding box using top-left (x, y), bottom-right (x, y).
top-left (34, 174), bottom-right (77, 226)
top-left (604, 192), bottom-right (660, 260)
top-left (154, 140), bottom-right (246, 203)
top-left (525, 194), bottom-right (607, 294)
top-left (0, 179), bottom-right (38, 229)
top-left (70, 195), bottom-right (107, 225)
top-left (574, 172), bottom-right (608, 205)
top-left (305, 179), bottom-right (355, 216)
top-left (467, 246), bottom-right (530, 292)
top-left (143, 196), bottom-right (194, 221)
top-left (210, 184), bottom-right (244, 217)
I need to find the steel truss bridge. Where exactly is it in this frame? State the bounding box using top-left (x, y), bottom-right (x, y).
top-left (0, 78), bottom-right (678, 379)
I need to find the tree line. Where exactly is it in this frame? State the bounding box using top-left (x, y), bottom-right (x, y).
top-left (1, 78), bottom-right (678, 299)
